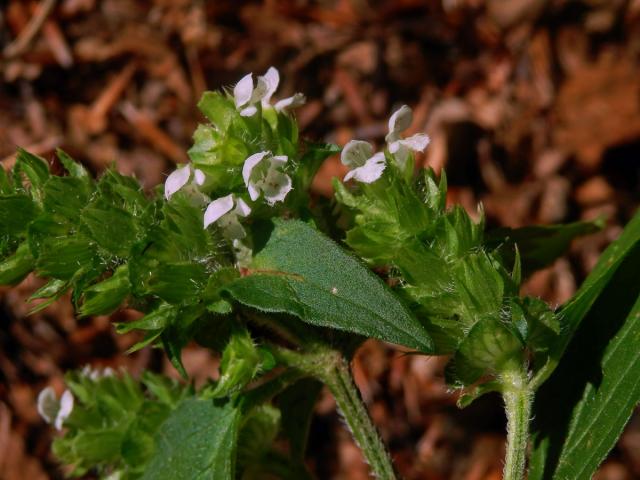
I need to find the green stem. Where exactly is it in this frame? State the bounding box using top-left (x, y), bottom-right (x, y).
top-left (272, 345), bottom-right (398, 480)
top-left (320, 355), bottom-right (398, 480)
top-left (501, 368), bottom-right (532, 480)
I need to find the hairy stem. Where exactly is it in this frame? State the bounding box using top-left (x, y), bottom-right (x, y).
top-left (501, 368), bottom-right (532, 480)
top-left (272, 345), bottom-right (398, 480)
top-left (320, 355), bottom-right (398, 480)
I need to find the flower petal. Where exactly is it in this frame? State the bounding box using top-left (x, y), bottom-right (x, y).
top-left (37, 387), bottom-right (58, 425)
top-left (242, 151), bottom-right (270, 187)
top-left (399, 133), bottom-right (430, 152)
top-left (261, 67), bottom-right (280, 105)
top-left (345, 152), bottom-right (386, 183)
top-left (193, 168), bottom-right (206, 185)
top-left (234, 198), bottom-right (252, 217)
top-left (204, 194), bottom-right (235, 228)
top-left (392, 144), bottom-right (411, 170)
top-left (55, 390), bottom-right (74, 430)
top-left (262, 172), bottom-right (292, 205)
top-left (250, 76), bottom-right (269, 104)
top-left (388, 104), bottom-right (413, 135)
top-left (270, 154), bottom-right (288, 168)
top-left (164, 164), bottom-right (191, 200)
top-left (341, 140), bottom-right (374, 168)
top-left (234, 73), bottom-right (254, 108)
top-left (240, 105), bottom-right (258, 117)
top-left (274, 93), bottom-right (306, 112)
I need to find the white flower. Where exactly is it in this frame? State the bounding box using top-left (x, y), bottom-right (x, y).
top-left (37, 387), bottom-right (74, 431)
top-left (341, 140), bottom-right (386, 184)
top-left (234, 72), bottom-right (269, 117)
top-left (204, 193), bottom-right (251, 240)
top-left (164, 164), bottom-right (206, 200)
top-left (261, 67), bottom-right (280, 106)
top-left (233, 67), bottom-right (305, 116)
top-left (384, 105), bottom-right (430, 167)
top-left (242, 151), bottom-right (292, 205)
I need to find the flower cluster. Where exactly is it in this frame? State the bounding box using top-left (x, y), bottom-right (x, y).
top-left (234, 66), bottom-right (306, 117)
top-left (163, 68), bottom-right (299, 251)
top-left (165, 153), bottom-right (292, 241)
top-left (341, 105), bottom-right (430, 183)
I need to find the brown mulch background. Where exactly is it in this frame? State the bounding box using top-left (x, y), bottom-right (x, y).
top-left (1, 1), bottom-right (640, 479)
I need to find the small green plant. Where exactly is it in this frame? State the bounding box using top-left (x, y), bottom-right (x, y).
top-left (2, 67), bottom-right (639, 480)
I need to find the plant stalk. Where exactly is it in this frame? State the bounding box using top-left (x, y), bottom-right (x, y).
top-left (272, 345), bottom-right (398, 480)
top-left (501, 368), bottom-right (532, 480)
top-left (319, 354), bottom-right (398, 480)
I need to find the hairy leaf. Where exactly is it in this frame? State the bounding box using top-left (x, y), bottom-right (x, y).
top-left (0, 241), bottom-right (34, 285)
top-left (142, 398), bottom-right (241, 480)
top-left (0, 194), bottom-right (38, 236)
top-left (225, 219), bottom-right (433, 352)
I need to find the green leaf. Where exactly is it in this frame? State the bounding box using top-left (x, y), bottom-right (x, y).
top-left (142, 398), bottom-right (241, 480)
top-left (529, 230), bottom-right (640, 480)
top-left (15, 148), bottom-right (49, 194)
top-left (115, 303), bottom-right (177, 334)
top-left (79, 264), bottom-right (131, 316)
top-left (28, 278), bottom-right (69, 314)
top-left (534, 210), bottom-right (640, 387)
top-left (81, 204), bottom-right (138, 257)
top-left (34, 235), bottom-right (97, 280)
top-left (0, 167), bottom-right (11, 194)
top-left (224, 219), bottom-right (433, 352)
top-left (56, 149), bottom-right (91, 181)
top-left (0, 194), bottom-right (38, 236)
top-left (486, 218), bottom-right (603, 277)
top-left (204, 326), bottom-right (268, 399)
top-left (43, 176), bottom-right (91, 220)
top-left (0, 241), bottom-right (34, 285)
top-left (236, 405), bottom-right (281, 476)
top-left (446, 317), bottom-right (523, 387)
top-left (197, 91), bottom-right (240, 133)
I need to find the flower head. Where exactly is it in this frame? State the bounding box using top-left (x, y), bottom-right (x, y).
top-left (164, 164), bottom-right (205, 200)
top-left (384, 105), bottom-right (430, 167)
top-left (233, 67), bottom-right (305, 117)
top-left (204, 193), bottom-right (251, 240)
top-left (242, 151), bottom-right (293, 205)
top-left (37, 386), bottom-right (74, 431)
top-left (341, 140), bottom-right (386, 184)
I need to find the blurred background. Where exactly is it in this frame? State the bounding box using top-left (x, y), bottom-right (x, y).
top-left (1, 0), bottom-right (639, 478)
